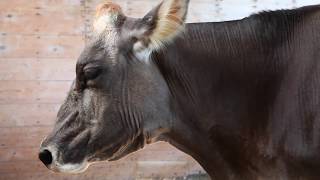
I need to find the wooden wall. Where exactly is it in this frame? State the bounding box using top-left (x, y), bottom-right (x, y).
top-left (0, 0), bottom-right (318, 179)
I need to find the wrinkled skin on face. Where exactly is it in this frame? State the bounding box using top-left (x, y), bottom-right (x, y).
top-left (39, 0), bottom-right (189, 173)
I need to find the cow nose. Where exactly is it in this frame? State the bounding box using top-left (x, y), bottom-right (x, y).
top-left (39, 149), bottom-right (53, 166)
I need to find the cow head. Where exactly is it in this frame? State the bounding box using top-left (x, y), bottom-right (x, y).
top-left (39, 0), bottom-right (189, 173)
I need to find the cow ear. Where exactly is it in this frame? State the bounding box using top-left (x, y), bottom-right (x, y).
top-left (134, 0), bottom-right (190, 52)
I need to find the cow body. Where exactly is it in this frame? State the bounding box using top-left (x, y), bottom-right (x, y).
top-left (155, 5), bottom-right (320, 179)
top-left (39, 1), bottom-right (320, 179)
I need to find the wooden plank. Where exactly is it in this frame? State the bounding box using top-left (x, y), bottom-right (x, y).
top-left (0, 161), bottom-right (136, 180)
top-left (0, 8), bottom-right (84, 35)
top-left (0, 0), bottom-right (83, 12)
top-left (0, 147), bottom-right (38, 162)
top-left (0, 58), bottom-right (76, 81)
top-left (0, 172), bottom-right (132, 180)
top-left (0, 155), bottom-right (198, 176)
top-left (0, 161), bottom-right (48, 174)
top-left (0, 159), bottom-right (202, 179)
top-left (0, 126), bottom-right (52, 148)
top-left (0, 103), bottom-right (59, 127)
top-left (0, 81), bottom-right (72, 104)
top-left (0, 34), bottom-right (84, 58)
top-left (0, 160), bottom-right (127, 174)
top-left (0, 172), bottom-right (130, 180)
top-left (136, 161), bottom-right (188, 178)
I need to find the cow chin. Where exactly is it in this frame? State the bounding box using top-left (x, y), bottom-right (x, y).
top-left (50, 161), bottom-right (90, 174)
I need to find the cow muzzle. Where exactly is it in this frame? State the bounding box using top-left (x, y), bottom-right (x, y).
top-left (39, 146), bottom-right (89, 173)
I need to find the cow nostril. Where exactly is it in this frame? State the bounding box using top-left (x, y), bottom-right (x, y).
top-left (39, 149), bottom-right (53, 166)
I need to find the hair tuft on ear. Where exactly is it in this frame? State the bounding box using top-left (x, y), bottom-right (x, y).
top-left (93, 1), bottom-right (125, 34)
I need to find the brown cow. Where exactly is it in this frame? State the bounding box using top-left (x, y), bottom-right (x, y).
top-left (39, 0), bottom-right (320, 179)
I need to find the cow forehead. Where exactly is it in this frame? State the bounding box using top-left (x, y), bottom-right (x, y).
top-left (92, 2), bottom-right (128, 61)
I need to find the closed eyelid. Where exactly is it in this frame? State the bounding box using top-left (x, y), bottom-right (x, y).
top-left (83, 61), bottom-right (104, 70)
top-left (83, 65), bottom-right (101, 71)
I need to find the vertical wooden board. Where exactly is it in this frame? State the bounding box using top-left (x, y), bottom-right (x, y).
top-left (0, 35), bottom-right (84, 58)
top-left (0, 103), bottom-right (59, 127)
top-left (0, 81), bottom-right (72, 104)
top-left (0, 58), bottom-right (76, 81)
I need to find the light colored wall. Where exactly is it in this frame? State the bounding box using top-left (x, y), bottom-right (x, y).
top-left (186, 0), bottom-right (320, 22)
top-left (0, 0), bottom-right (319, 179)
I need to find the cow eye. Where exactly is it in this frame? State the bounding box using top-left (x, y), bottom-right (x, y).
top-left (84, 67), bottom-right (102, 80)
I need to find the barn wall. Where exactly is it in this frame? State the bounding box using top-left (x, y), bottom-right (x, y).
top-left (0, 0), bottom-right (318, 180)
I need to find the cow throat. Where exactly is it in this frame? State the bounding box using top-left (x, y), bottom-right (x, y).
top-left (109, 132), bottom-right (146, 161)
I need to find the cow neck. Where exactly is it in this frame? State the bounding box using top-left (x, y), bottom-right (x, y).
top-left (151, 22), bottom-right (270, 178)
